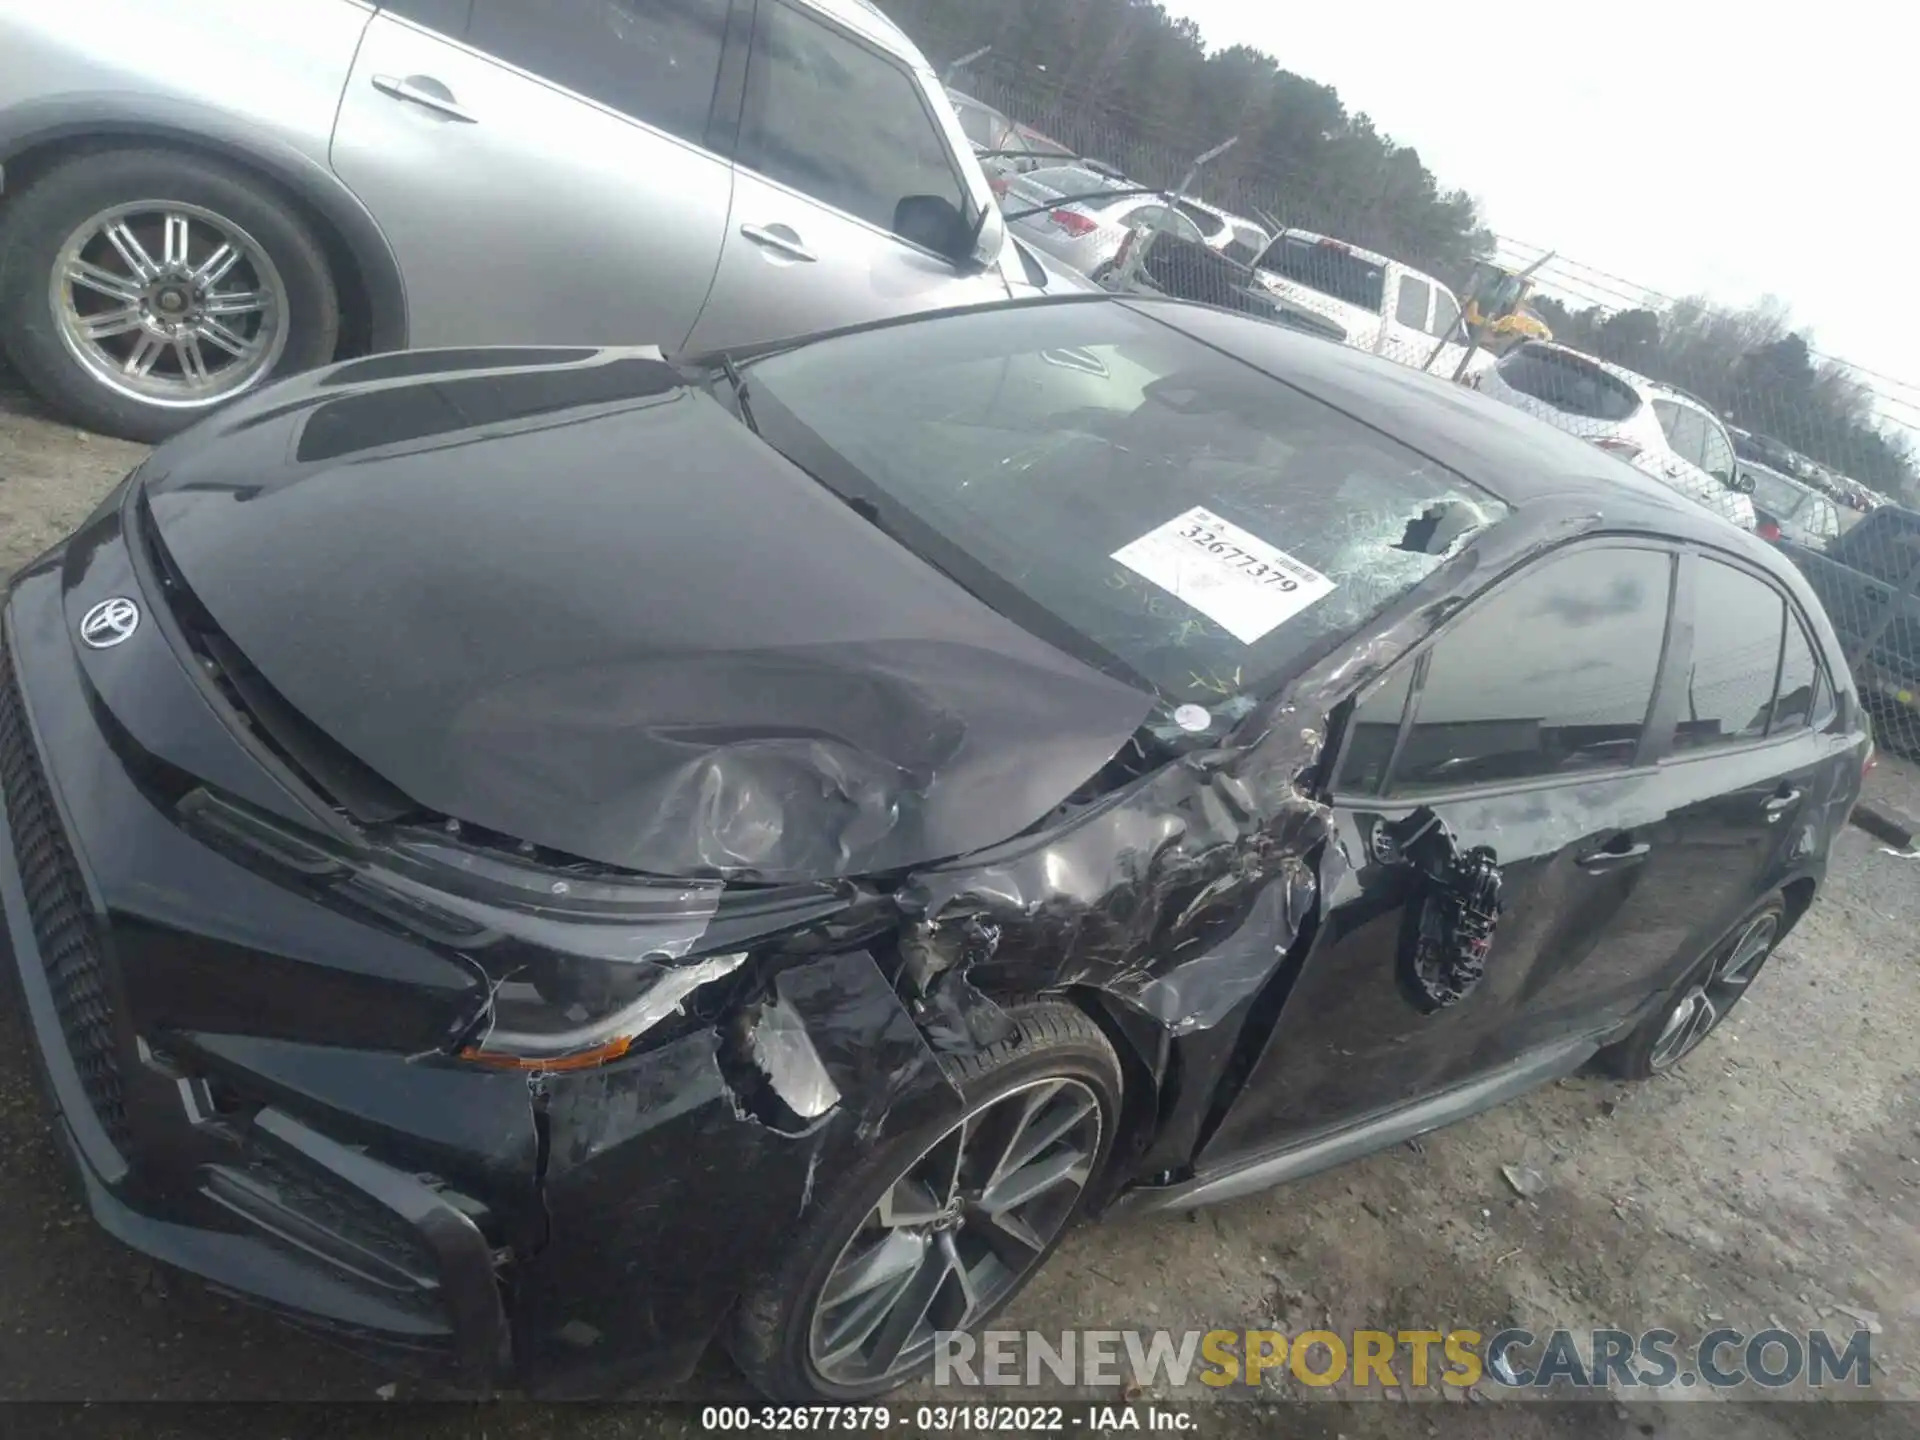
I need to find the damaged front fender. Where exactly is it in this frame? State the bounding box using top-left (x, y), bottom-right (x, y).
top-left (511, 948), bottom-right (962, 1397)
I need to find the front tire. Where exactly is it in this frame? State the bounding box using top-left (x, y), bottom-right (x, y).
top-left (0, 147), bottom-right (340, 442)
top-left (1599, 894), bottom-right (1788, 1080)
top-left (728, 999), bottom-right (1123, 1401)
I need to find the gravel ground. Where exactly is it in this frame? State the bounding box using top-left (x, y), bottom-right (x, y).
top-left (1, 368), bottom-right (1915, 1439)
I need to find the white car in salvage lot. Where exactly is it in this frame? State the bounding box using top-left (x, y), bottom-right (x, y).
top-left (1250, 228), bottom-right (1490, 378)
top-left (1475, 340), bottom-right (1759, 531)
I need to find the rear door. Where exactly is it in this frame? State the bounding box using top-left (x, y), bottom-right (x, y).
top-left (332, 0), bottom-right (737, 349)
top-left (683, 0), bottom-right (1007, 352)
top-left (1202, 543), bottom-right (1684, 1158)
top-left (1652, 553), bottom-right (1848, 952)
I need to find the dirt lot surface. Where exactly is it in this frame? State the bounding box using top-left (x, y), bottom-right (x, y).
top-left (1, 368), bottom-right (1914, 1440)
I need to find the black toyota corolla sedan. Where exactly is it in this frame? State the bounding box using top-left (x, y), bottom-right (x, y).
top-left (0, 295), bottom-right (1869, 1400)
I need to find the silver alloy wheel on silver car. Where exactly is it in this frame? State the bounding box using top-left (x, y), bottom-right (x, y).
top-left (50, 200), bottom-right (290, 408)
top-left (807, 1076), bottom-right (1103, 1388)
top-left (1648, 910), bottom-right (1780, 1072)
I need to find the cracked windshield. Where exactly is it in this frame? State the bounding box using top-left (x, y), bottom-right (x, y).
top-left (751, 303), bottom-right (1504, 706)
top-left (1, 0), bottom-right (1916, 1427)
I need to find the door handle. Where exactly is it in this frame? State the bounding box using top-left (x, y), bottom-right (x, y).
top-left (371, 74), bottom-right (478, 123)
top-left (740, 224), bottom-right (818, 263)
top-left (1576, 839), bottom-right (1650, 870)
top-left (1763, 788), bottom-right (1804, 822)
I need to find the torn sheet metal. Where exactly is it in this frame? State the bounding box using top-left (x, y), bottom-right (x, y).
top-left (519, 948), bottom-right (960, 1397)
top-left (745, 995), bottom-right (842, 1121)
top-left (894, 504), bottom-right (1596, 1051)
top-left (771, 951), bottom-right (963, 1140)
top-left (897, 714), bottom-right (1336, 1018)
top-left (1125, 869), bottom-right (1316, 1035)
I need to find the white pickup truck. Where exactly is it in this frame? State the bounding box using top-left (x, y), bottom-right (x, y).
top-left (1251, 229), bottom-right (1492, 379)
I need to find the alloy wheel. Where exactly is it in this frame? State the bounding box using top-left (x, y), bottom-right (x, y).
top-left (1648, 910), bottom-right (1780, 1072)
top-left (807, 1076), bottom-right (1103, 1388)
top-left (50, 201), bottom-right (290, 408)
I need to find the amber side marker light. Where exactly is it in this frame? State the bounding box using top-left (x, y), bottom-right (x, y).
top-left (453, 950), bottom-right (751, 1074)
top-left (459, 1036), bottom-right (636, 1072)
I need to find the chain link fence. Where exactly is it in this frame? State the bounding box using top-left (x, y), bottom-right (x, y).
top-left (906, 9), bottom-right (1920, 754)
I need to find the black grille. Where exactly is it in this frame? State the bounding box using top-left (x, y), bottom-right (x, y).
top-left (0, 629), bottom-right (129, 1151)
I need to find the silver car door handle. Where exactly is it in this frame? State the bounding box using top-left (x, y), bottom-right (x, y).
top-left (1575, 840), bottom-right (1650, 869)
top-left (371, 74), bottom-right (478, 123)
top-left (1763, 788), bottom-right (1804, 820)
top-left (739, 224), bottom-right (817, 263)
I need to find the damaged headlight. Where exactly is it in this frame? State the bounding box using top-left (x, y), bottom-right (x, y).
top-left (378, 832), bottom-right (754, 1072)
top-left (459, 948), bottom-right (750, 1072)
top-left (178, 791), bottom-right (761, 1072)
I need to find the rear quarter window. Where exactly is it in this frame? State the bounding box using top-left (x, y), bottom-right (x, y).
top-left (1498, 346), bottom-right (1642, 422)
top-left (1673, 560), bottom-right (1784, 751)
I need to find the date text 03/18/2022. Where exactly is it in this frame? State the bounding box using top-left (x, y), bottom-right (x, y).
top-left (699, 1405), bottom-right (1197, 1431)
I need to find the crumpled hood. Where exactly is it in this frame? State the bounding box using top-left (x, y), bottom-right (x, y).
top-left (139, 348), bottom-right (1154, 881)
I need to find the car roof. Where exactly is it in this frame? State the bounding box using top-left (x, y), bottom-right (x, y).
top-left (721, 294), bottom-right (1800, 584)
top-left (1123, 300), bottom-right (1791, 555)
top-left (1179, 197), bottom-right (1260, 227)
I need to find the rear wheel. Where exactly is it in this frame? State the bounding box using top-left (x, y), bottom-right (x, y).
top-left (1599, 895), bottom-right (1788, 1080)
top-left (728, 999), bottom-right (1122, 1400)
top-left (0, 147), bottom-right (340, 441)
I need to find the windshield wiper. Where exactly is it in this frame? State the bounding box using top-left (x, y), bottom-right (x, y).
top-left (718, 354), bottom-right (760, 435)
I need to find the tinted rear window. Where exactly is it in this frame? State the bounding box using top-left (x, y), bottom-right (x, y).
top-left (1257, 236), bottom-right (1386, 312)
top-left (1749, 472), bottom-right (1812, 520)
top-left (1673, 561), bottom-right (1783, 751)
top-left (1174, 201), bottom-right (1226, 237)
top-left (1497, 346), bottom-right (1642, 422)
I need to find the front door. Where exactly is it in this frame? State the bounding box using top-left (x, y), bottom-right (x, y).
top-left (1201, 543), bottom-right (1685, 1162)
top-left (683, 0), bottom-right (1006, 353)
top-left (331, 1), bottom-right (738, 349)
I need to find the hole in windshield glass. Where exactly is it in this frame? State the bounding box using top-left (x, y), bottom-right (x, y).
top-left (745, 304), bottom-right (1507, 706)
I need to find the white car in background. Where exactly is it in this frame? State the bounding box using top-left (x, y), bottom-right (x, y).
top-left (1475, 341), bottom-right (1759, 531)
top-left (1249, 229), bottom-right (1489, 378)
top-left (1170, 198), bottom-right (1270, 266)
top-left (999, 165), bottom-right (1210, 279)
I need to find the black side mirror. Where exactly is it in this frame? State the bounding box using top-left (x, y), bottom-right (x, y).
top-left (894, 194), bottom-right (970, 261)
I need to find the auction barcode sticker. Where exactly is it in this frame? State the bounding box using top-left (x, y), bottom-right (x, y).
top-left (1112, 505), bottom-right (1335, 644)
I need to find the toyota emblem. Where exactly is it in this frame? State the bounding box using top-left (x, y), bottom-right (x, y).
top-left (79, 597), bottom-right (141, 649)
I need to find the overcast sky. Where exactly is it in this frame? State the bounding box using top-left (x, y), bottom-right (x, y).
top-left (1166, 0), bottom-right (1920, 435)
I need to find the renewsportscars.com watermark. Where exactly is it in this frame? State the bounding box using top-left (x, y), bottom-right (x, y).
top-left (933, 1326), bottom-right (1875, 1393)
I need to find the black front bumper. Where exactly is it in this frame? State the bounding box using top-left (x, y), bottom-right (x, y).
top-left (0, 521), bottom-right (964, 1397)
top-left (0, 597), bottom-right (510, 1385)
